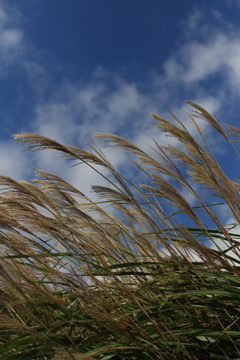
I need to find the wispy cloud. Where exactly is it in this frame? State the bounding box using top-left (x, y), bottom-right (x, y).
top-left (164, 33), bottom-right (240, 90)
top-left (0, 1), bottom-right (24, 76)
top-left (163, 11), bottom-right (240, 94)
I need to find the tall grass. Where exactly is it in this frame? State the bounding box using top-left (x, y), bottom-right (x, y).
top-left (0, 101), bottom-right (240, 359)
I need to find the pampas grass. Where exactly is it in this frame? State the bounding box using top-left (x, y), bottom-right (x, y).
top-left (0, 101), bottom-right (240, 359)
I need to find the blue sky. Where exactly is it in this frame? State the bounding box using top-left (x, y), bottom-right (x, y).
top-left (0, 0), bottom-right (240, 235)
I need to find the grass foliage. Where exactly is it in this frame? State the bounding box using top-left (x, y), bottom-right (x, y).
top-left (0, 101), bottom-right (240, 359)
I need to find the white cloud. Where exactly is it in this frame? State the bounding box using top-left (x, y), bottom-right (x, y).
top-left (107, 82), bottom-right (146, 119)
top-left (0, 1), bottom-right (46, 83)
top-left (163, 31), bottom-right (240, 93)
top-left (0, 140), bottom-right (31, 180)
top-left (0, 28), bottom-right (22, 48)
top-left (0, 1), bottom-right (24, 74)
top-left (32, 73), bottom-right (153, 145)
top-left (29, 76), bottom-right (152, 200)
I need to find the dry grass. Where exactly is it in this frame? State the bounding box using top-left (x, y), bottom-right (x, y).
top-left (0, 101), bottom-right (240, 359)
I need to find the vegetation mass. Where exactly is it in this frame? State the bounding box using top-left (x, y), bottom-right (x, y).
top-left (0, 102), bottom-right (240, 359)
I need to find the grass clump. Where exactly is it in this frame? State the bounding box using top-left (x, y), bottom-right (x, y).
top-left (0, 101), bottom-right (240, 359)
